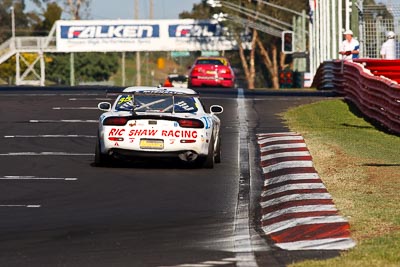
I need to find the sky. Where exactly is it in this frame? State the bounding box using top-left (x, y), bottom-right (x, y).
top-left (24, 0), bottom-right (201, 20)
top-left (82, 0), bottom-right (201, 20)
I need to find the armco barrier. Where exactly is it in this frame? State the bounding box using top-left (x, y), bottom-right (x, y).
top-left (311, 60), bottom-right (345, 94)
top-left (312, 59), bottom-right (400, 135)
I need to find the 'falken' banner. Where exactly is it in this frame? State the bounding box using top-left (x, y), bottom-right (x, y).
top-left (56, 19), bottom-right (250, 52)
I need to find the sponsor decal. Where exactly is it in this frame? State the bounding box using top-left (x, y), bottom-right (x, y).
top-left (161, 130), bottom-right (197, 138)
top-left (200, 116), bottom-right (212, 129)
top-left (175, 101), bottom-right (195, 111)
top-left (61, 24), bottom-right (160, 39)
top-left (169, 23), bottom-right (221, 37)
top-left (128, 129), bottom-right (198, 138)
top-left (129, 129), bottom-right (158, 136)
top-left (109, 128), bottom-right (125, 136)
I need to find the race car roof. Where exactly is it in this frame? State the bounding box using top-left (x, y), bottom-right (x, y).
top-left (122, 86), bottom-right (197, 95)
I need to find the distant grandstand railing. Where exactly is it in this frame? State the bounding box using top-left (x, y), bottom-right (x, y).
top-left (0, 36), bottom-right (56, 64)
top-left (312, 59), bottom-right (400, 135)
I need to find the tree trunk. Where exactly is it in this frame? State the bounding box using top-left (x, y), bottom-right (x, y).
top-left (256, 37), bottom-right (280, 89)
top-left (236, 28), bottom-right (258, 89)
top-left (66, 0), bottom-right (82, 20)
top-left (248, 29), bottom-right (258, 89)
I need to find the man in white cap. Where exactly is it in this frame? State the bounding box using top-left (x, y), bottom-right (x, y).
top-left (380, 31), bottom-right (397, 59)
top-left (339, 29), bottom-right (360, 60)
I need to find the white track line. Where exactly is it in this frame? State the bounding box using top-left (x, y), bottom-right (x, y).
top-left (4, 135), bottom-right (95, 138)
top-left (0, 176), bottom-right (77, 181)
top-left (29, 120), bottom-right (97, 123)
top-left (52, 107), bottom-right (98, 110)
top-left (236, 88), bottom-right (258, 267)
top-left (0, 205), bottom-right (41, 208)
top-left (69, 98), bottom-right (111, 101)
top-left (0, 152), bottom-right (93, 156)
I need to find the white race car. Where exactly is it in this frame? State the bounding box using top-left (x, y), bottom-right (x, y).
top-left (95, 86), bottom-right (223, 168)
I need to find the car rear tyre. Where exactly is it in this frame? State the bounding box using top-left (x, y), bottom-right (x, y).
top-left (202, 136), bottom-right (215, 169)
top-left (215, 135), bottom-right (221, 163)
top-left (94, 139), bottom-right (110, 167)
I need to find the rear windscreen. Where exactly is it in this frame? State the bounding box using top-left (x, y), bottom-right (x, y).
top-left (115, 94), bottom-right (198, 113)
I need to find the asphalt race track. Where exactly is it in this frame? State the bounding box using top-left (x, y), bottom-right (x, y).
top-left (0, 86), bottom-right (340, 267)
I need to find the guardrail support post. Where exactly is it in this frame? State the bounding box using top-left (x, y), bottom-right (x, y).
top-left (16, 52), bottom-right (21, 86)
top-left (40, 51), bottom-right (45, 86)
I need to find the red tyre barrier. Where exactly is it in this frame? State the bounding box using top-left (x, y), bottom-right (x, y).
top-left (313, 60), bottom-right (400, 135)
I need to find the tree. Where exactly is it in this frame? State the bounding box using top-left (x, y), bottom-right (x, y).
top-left (31, 0), bottom-right (91, 20)
top-left (65, 0), bottom-right (91, 20)
top-left (179, 1), bottom-right (213, 19)
top-left (31, 2), bottom-right (63, 35)
top-left (46, 53), bottom-right (119, 85)
top-left (0, 0), bottom-right (31, 42)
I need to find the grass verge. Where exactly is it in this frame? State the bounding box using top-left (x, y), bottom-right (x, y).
top-left (282, 99), bottom-right (400, 267)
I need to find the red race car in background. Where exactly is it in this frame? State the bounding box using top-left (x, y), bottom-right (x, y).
top-left (188, 56), bottom-right (235, 88)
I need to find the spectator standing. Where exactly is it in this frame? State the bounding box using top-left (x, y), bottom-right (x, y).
top-left (380, 31), bottom-right (397, 59)
top-left (339, 29), bottom-right (360, 60)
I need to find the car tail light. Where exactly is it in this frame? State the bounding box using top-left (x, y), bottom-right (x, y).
top-left (103, 117), bottom-right (128, 126)
top-left (192, 66), bottom-right (203, 73)
top-left (108, 137), bottom-right (124, 141)
top-left (178, 119), bottom-right (204, 128)
top-left (220, 68), bottom-right (231, 74)
top-left (180, 139), bottom-right (196, 143)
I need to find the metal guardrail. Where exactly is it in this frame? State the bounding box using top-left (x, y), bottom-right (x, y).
top-left (312, 60), bottom-right (400, 135)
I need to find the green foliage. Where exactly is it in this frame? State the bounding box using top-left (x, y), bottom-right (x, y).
top-left (0, 0), bottom-right (30, 42)
top-left (179, 0), bottom-right (213, 19)
top-left (33, 2), bottom-right (63, 35)
top-left (46, 53), bottom-right (119, 85)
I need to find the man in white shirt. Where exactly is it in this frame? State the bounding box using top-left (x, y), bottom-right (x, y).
top-left (339, 29), bottom-right (360, 60)
top-left (380, 31), bottom-right (397, 59)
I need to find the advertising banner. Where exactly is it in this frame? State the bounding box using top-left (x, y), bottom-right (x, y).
top-left (56, 19), bottom-right (250, 52)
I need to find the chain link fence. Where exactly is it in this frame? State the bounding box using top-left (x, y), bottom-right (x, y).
top-left (363, 3), bottom-right (400, 58)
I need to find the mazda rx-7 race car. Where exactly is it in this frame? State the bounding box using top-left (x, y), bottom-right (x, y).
top-left (95, 86), bottom-right (223, 168)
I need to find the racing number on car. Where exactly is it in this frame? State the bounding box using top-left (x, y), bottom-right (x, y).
top-left (118, 95), bottom-right (132, 105)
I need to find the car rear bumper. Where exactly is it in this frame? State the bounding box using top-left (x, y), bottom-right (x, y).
top-left (108, 148), bottom-right (204, 162)
top-left (189, 77), bottom-right (234, 88)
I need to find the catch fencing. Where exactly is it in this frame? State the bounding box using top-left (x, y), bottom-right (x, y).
top-left (312, 59), bottom-right (400, 135)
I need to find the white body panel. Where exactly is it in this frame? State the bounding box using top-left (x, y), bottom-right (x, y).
top-left (95, 87), bottom-right (222, 165)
